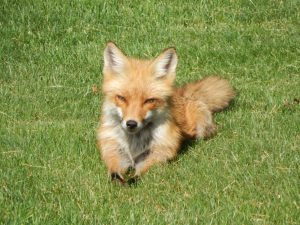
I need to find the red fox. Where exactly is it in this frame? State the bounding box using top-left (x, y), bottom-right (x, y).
top-left (97, 42), bottom-right (235, 184)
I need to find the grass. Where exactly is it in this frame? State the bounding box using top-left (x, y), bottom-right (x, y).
top-left (1, 0), bottom-right (299, 224)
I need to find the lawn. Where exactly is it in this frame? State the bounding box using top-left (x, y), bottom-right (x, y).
top-left (1, 0), bottom-right (299, 224)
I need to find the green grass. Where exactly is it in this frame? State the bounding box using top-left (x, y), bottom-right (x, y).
top-left (1, 0), bottom-right (299, 224)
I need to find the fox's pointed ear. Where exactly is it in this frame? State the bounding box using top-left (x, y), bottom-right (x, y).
top-left (152, 48), bottom-right (178, 79)
top-left (103, 42), bottom-right (128, 75)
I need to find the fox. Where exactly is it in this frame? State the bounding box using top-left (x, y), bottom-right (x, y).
top-left (97, 42), bottom-right (235, 184)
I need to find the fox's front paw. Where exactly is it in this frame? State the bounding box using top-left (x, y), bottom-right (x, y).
top-left (127, 176), bottom-right (139, 186)
top-left (111, 173), bottom-right (126, 185)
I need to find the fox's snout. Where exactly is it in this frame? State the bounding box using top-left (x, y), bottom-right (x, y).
top-left (113, 94), bottom-right (159, 133)
top-left (120, 113), bottom-right (148, 133)
top-left (126, 120), bottom-right (138, 129)
top-left (116, 105), bottom-right (155, 133)
top-left (124, 120), bottom-right (139, 133)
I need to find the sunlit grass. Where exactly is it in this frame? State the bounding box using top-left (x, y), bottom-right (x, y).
top-left (1, 0), bottom-right (299, 224)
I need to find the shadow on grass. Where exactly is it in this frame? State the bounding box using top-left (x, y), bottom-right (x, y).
top-left (177, 139), bottom-right (199, 156)
top-left (174, 97), bottom-right (238, 158)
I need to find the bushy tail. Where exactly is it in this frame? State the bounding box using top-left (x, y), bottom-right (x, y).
top-left (173, 76), bottom-right (235, 139)
top-left (182, 76), bottom-right (235, 113)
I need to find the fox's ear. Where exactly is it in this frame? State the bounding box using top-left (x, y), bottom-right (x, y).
top-left (152, 48), bottom-right (178, 79)
top-left (103, 42), bottom-right (128, 75)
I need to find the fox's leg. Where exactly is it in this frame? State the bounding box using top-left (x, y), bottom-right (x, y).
top-left (134, 122), bottom-right (181, 177)
top-left (99, 138), bottom-right (127, 183)
top-left (134, 131), bottom-right (181, 177)
top-left (185, 101), bottom-right (216, 139)
top-left (134, 145), bottom-right (177, 176)
top-left (195, 103), bottom-right (216, 139)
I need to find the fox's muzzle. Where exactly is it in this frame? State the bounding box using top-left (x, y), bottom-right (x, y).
top-left (126, 120), bottom-right (138, 129)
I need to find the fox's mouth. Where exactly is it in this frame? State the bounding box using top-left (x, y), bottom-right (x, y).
top-left (125, 127), bottom-right (139, 134)
top-left (123, 126), bottom-right (143, 135)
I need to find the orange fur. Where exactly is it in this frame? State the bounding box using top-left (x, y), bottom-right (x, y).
top-left (97, 42), bottom-right (235, 182)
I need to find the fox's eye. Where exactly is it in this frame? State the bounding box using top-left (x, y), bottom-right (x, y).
top-left (116, 95), bottom-right (126, 102)
top-left (144, 98), bottom-right (157, 104)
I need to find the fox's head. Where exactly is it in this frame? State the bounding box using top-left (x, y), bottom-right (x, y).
top-left (102, 42), bottom-right (178, 134)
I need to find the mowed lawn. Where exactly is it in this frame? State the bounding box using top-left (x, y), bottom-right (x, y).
top-left (1, 0), bottom-right (299, 224)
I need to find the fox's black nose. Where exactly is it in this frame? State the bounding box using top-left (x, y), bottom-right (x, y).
top-left (126, 120), bottom-right (138, 129)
